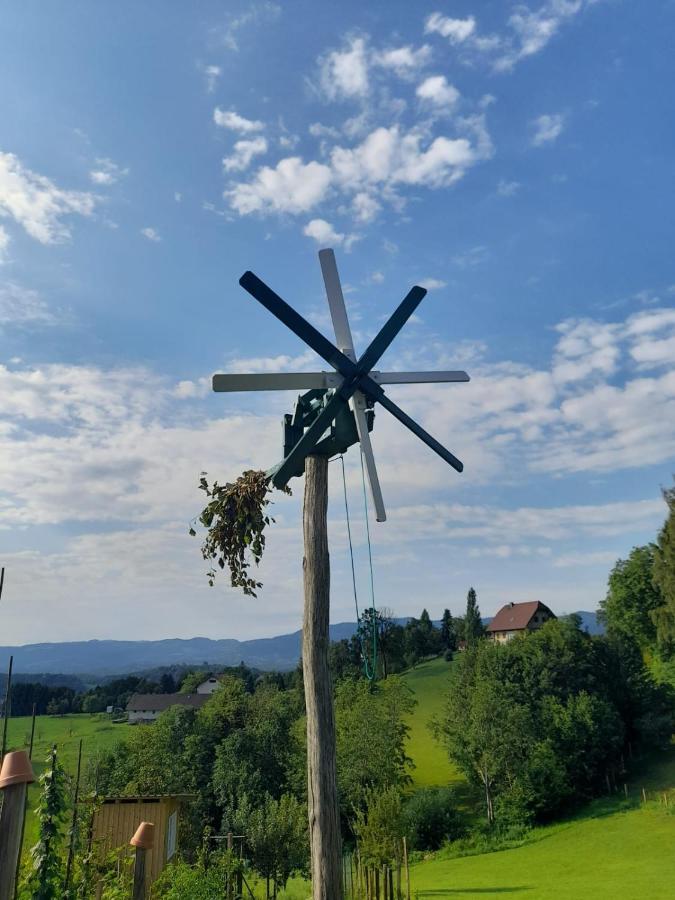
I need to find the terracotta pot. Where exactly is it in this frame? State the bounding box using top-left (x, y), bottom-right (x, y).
top-left (130, 821), bottom-right (155, 850)
top-left (0, 750), bottom-right (35, 789)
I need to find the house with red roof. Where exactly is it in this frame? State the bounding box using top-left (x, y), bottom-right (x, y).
top-left (486, 601), bottom-right (556, 643)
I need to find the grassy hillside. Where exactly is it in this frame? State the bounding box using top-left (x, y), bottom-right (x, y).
top-left (401, 654), bottom-right (675, 899)
top-left (410, 793), bottom-right (675, 899)
top-left (4, 713), bottom-right (131, 845)
top-left (402, 656), bottom-right (462, 789)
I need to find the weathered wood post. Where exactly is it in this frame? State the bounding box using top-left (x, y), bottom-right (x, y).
top-left (402, 837), bottom-right (410, 900)
top-left (0, 750), bottom-right (35, 900)
top-left (303, 455), bottom-right (343, 899)
top-left (130, 821), bottom-right (154, 900)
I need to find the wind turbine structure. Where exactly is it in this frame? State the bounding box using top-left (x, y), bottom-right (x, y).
top-left (213, 249), bottom-right (470, 519)
top-left (212, 249), bottom-right (470, 900)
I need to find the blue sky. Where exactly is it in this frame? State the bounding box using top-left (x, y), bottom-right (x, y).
top-left (1, 0), bottom-right (674, 644)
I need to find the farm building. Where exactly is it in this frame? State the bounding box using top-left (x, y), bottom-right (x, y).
top-left (126, 692), bottom-right (208, 723)
top-left (92, 795), bottom-right (194, 894)
top-left (196, 675), bottom-right (223, 694)
top-left (486, 601), bottom-right (556, 643)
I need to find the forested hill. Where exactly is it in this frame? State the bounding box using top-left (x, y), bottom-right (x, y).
top-left (0, 612), bottom-right (601, 676)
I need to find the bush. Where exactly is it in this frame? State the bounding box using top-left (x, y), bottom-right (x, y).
top-left (444, 650), bottom-right (454, 662)
top-left (402, 787), bottom-right (463, 851)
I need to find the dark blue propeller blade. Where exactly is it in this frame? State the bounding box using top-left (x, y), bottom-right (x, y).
top-left (377, 392), bottom-right (464, 472)
top-left (355, 286), bottom-right (426, 376)
top-left (239, 271), bottom-right (356, 378)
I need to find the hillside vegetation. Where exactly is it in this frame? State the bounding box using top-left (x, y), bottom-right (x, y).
top-left (401, 653), bottom-right (675, 899)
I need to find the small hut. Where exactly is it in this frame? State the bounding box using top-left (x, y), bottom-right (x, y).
top-left (92, 795), bottom-right (194, 891)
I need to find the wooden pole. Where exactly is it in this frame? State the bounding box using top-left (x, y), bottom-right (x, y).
top-left (1, 656), bottom-right (14, 762)
top-left (63, 738), bottom-right (83, 893)
top-left (0, 783), bottom-right (27, 900)
top-left (0, 750), bottom-right (34, 900)
top-left (132, 847), bottom-right (147, 900)
top-left (13, 705), bottom-right (38, 900)
top-left (303, 455), bottom-right (342, 900)
top-left (402, 837), bottom-right (410, 900)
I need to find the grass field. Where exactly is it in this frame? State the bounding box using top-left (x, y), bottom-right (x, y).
top-left (402, 657), bottom-right (462, 789)
top-left (409, 799), bottom-right (675, 899)
top-left (4, 713), bottom-right (131, 844)
top-left (400, 655), bottom-right (675, 899)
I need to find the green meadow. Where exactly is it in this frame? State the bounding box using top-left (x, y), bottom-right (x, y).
top-left (4, 713), bottom-right (132, 844)
top-left (400, 655), bottom-right (675, 899)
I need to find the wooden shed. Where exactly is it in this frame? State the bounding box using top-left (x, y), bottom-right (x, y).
top-left (92, 794), bottom-right (194, 891)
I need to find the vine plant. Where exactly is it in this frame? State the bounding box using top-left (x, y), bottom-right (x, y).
top-left (190, 470), bottom-right (290, 596)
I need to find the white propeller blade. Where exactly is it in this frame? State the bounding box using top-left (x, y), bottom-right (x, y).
top-left (212, 370), bottom-right (469, 392)
top-left (319, 248), bottom-right (387, 522)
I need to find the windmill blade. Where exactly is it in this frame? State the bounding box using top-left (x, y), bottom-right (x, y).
top-left (239, 271), bottom-right (357, 378)
top-left (376, 392), bottom-right (464, 473)
top-left (319, 248), bottom-right (386, 522)
top-left (352, 394), bottom-right (386, 522)
top-left (373, 371), bottom-right (470, 385)
top-left (356, 286), bottom-right (427, 376)
top-left (213, 372), bottom-right (342, 392)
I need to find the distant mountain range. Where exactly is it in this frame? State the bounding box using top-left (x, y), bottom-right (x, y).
top-left (0, 612), bottom-right (602, 678)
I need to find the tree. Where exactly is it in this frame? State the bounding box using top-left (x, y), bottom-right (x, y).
top-left (440, 609), bottom-right (457, 651)
top-left (159, 672), bottom-right (177, 693)
top-left (653, 481), bottom-right (675, 655)
top-left (24, 746), bottom-right (67, 900)
top-left (334, 677), bottom-right (414, 820)
top-left (353, 787), bottom-right (403, 873)
top-left (436, 619), bottom-right (670, 827)
top-left (226, 793), bottom-right (307, 898)
top-left (464, 587), bottom-right (484, 647)
top-left (599, 545), bottom-right (663, 648)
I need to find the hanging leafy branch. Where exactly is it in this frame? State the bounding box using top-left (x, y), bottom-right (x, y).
top-left (190, 470), bottom-right (290, 596)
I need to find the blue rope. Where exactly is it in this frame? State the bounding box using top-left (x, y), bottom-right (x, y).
top-left (335, 454), bottom-right (377, 681)
top-left (359, 450), bottom-right (377, 681)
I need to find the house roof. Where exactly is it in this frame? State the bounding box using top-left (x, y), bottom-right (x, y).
top-left (126, 692), bottom-right (209, 712)
top-left (486, 601), bottom-right (555, 633)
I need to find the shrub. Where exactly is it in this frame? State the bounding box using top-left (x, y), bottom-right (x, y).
top-left (402, 787), bottom-right (463, 851)
top-left (444, 650), bottom-right (454, 663)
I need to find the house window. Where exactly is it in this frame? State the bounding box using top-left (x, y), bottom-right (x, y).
top-left (167, 811), bottom-right (177, 860)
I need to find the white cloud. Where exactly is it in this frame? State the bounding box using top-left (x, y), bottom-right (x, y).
top-left (222, 137), bottom-right (268, 172)
top-left (531, 113), bottom-right (565, 146)
top-left (352, 191), bottom-right (381, 223)
top-left (418, 278), bottom-right (447, 290)
top-left (226, 349), bottom-right (318, 373)
top-left (0, 283), bottom-right (55, 326)
top-left (492, 1), bottom-right (588, 71)
top-left (0, 224), bottom-right (9, 260)
top-left (0, 151), bottom-right (95, 244)
top-left (424, 12), bottom-right (476, 43)
top-left (227, 157), bottom-right (332, 215)
top-left (331, 125), bottom-right (477, 190)
top-left (424, 3), bottom-right (590, 73)
top-left (141, 227), bottom-right (161, 242)
top-left (227, 121), bottom-right (488, 220)
top-left (213, 108), bottom-right (265, 133)
top-left (497, 178), bottom-right (521, 196)
top-left (319, 36), bottom-right (369, 100)
top-left (217, 2), bottom-right (281, 52)
top-left (303, 218), bottom-right (345, 246)
top-left (416, 75), bottom-right (460, 108)
top-left (89, 157), bottom-right (129, 185)
top-left (373, 44), bottom-right (432, 77)
top-left (204, 64), bottom-right (222, 92)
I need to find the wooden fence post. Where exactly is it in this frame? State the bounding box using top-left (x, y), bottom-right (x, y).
top-left (130, 821), bottom-right (155, 900)
top-left (642, 787), bottom-right (647, 804)
top-left (0, 751), bottom-right (35, 900)
top-left (403, 837), bottom-right (411, 900)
